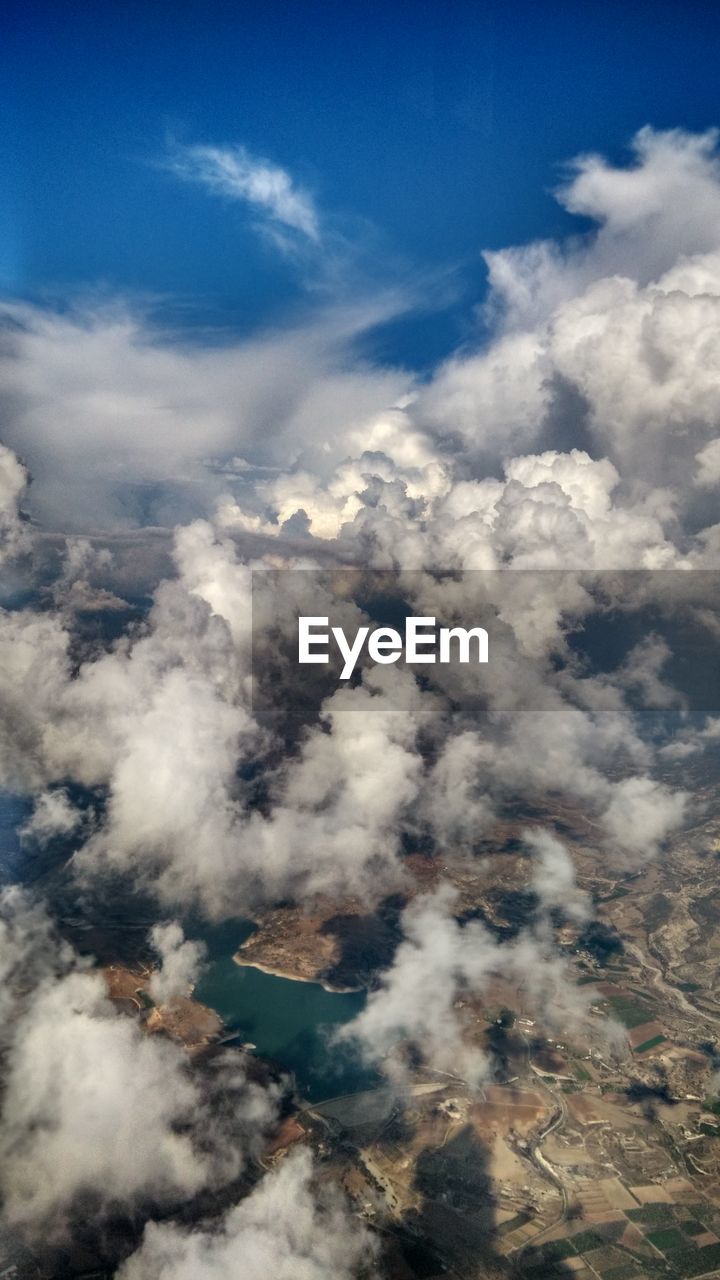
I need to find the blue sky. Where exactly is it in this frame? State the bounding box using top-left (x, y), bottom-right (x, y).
top-left (4, 0), bottom-right (720, 368)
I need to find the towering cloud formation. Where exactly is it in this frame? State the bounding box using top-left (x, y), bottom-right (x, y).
top-left (3, 131), bottom-right (720, 555)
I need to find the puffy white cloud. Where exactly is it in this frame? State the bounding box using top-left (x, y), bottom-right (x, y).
top-left (419, 329), bottom-right (549, 458)
top-left (4, 130), bottom-right (720, 577)
top-left (0, 505), bottom-right (694, 917)
top-left (601, 775), bottom-right (689, 862)
top-left (0, 891), bottom-right (359, 1274)
top-left (119, 1149), bottom-right (374, 1280)
top-left (0, 520), bottom-right (433, 911)
top-left (1, 972), bottom-right (211, 1226)
top-left (19, 788), bottom-right (83, 845)
top-left (483, 126), bottom-right (720, 328)
top-left (524, 826), bottom-right (590, 922)
top-left (421, 731), bottom-right (495, 853)
top-left (695, 437), bottom-right (720, 488)
top-left (0, 606), bottom-right (74, 792)
top-left (245, 442), bottom-right (684, 571)
top-left (0, 891), bottom-right (278, 1232)
top-left (148, 922), bottom-right (206, 1004)
top-left (338, 884), bottom-right (497, 1085)
top-left (340, 882), bottom-right (596, 1085)
top-left (0, 124), bottom-right (714, 1048)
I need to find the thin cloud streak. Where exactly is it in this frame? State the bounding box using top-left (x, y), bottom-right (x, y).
top-left (165, 141), bottom-right (320, 242)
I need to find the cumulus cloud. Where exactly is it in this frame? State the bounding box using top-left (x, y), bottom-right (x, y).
top-left (238, 441), bottom-right (685, 571)
top-left (148, 922), bottom-right (206, 1004)
top-left (524, 826), bottom-right (590, 922)
top-left (483, 126), bottom-right (720, 328)
top-left (5, 128), bottom-right (720, 563)
top-left (1, 972), bottom-right (211, 1226)
top-left (19, 787), bottom-right (83, 845)
top-left (0, 889), bottom-right (366, 1280)
top-left (0, 519), bottom-right (427, 911)
top-left (339, 882), bottom-right (596, 1085)
top-left (118, 1148), bottom-right (374, 1280)
top-left (0, 891), bottom-right (278, 1233)
top-left (420, 730), bottom-right (495, 853)
top-left (165, 141), bottom-right (320, 242)
top-left (696, 437), bottom-right (720, 488)
top-left (601, 775), bottom-right (689, 862)
top-left (0, 502), bottom-right (698, 916)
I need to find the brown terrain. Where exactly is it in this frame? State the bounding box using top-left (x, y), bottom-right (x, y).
top-left (102, 963), bottom-right (222, 1054)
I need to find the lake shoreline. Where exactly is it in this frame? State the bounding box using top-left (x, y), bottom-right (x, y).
top-left (233, 952), bottom-right (363, 995)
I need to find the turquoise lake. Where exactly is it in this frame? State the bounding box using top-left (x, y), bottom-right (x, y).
top-left (193, 919), bottom-right (380, 1103)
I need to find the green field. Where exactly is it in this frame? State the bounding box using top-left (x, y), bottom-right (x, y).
top-left (666, 1242), bottom-right (720, 1276)
top-left (569, 1229), bottom-right (605, 1252)
top-left (627, 1203), bottom-right (675, 1224)
top-left (607, 994), bottom-right (656, 1028)
top-left (634, 1033), bottom-right (667, 1054)
top-left (646, 1226), bottom-right (686, 1250)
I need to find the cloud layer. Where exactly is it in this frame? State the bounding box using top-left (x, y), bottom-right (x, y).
top-left (3, 124), bottom-right (720, 1274)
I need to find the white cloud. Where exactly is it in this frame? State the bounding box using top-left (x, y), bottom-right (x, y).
top-left (0, 298), bottom-right (409, 532)
top-left (1, 972), bottom-right (211, 1226)
top-left (166, 142), bottom-right (320, 242)
top-left (524, 826), bottom-right (590, 922)
top-left (148, 922), bottom-right (206, 1004)
top-left (0, 442), bottom-right (30, 565)
top-left (601, 775), bottom-right (688, 862)
top-left (483, 126), bottom-right (720, 329)
top-left (0, 887), bottom-right (75, 1036)
top-left (19, 788), bottom-right (82, 845)
top-left (119, 1148), bottom-right (374, 1280)
top-left (1, 125), bottom-right (718, 1262)
top-left (696, 437), bottom-right (720, 487)
top-left (0, 891), bottom-right (278, 1232)
top-left (339, 882), bottom-right (597, 1085)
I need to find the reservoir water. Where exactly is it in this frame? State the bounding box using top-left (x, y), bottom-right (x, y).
top-left (193, 919), bottom-right (381, 1103)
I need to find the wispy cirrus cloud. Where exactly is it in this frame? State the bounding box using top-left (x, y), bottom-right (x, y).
top-left (165, 141), bottom-right (320, 242)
